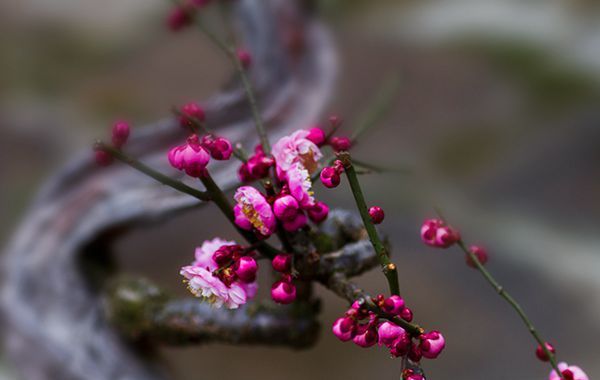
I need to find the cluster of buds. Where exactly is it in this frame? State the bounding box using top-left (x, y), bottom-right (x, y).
top-left (238, 145), bottom-right (275, 182)
top-left (180, 238), bottom-right (258, 309)
top-left (332, 295), bottom-right (445, 363)
top-left (94, 120), bottom-right (131, 166)
top-left (270, 254), bottom-right (296, 304)
top-left (168, 133), bottom-right (232, 177)
top-left (420, 219), bottom-right (460, 248)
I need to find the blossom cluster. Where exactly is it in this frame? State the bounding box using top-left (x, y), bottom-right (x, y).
top-left (332, 295), bottom-right (445, 363)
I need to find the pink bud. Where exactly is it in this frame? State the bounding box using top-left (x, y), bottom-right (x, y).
top-left (236, 48), bottom-right (252, 69)
top-left (234, 256), bottom-right (258, 283)
top-left (246, 154), bottom-right (274, 179)
top-left (179, 102), bottom-right (205, 128)
top-left (389, 333), bottom-right (412, 357)
top-left (536, 342), bottom-right (556, 362)
top-left (94, 149), bottom-right (113, 167)
top-left (549, 363), bottom-right (588, 380)
top-left (238, 163), bottom-right (254, 183)
top-left (352, 324), bottom-right (378, 348)
top-left (272, 254), bottom-right (292, 273)
top-left (368, 206), bottom-right (385, 224)
top-left (420, 219), bottom-right (442, 246)
top-left (435, 226), bottom-right (460, 248)
top-left (212, 246), bottom-right (233, 266)
top-left (271, 279), bottom-right (297, 304)
top-left (377, 321), bottom-right (408, 348)
top-left (307, 201), bottom-right (329, 223)
top-left (330, 136), bottom-right (352, 152)
top-left (332, 317), bottom-right (356, 342)
top-left (180, 144), bottom-right (210, 177)
top-left (382, 295), bottom-right (405, 315)
top-left (466, 245), bottom-right (489, 268)
top-left (328, 115), bottom-right (342, 128)
top-left (400, 307), bottom-right (413, 322)
top-left (282, 211), bottom-right (308, 232)
top-left (320, 167), bottom-right (341, 188)
top-left (408, 343), bottom-right (423, 362)
top-left (420, 331), bottom-right (445, 359)
top-left (206, 136), bottom-right (233, 160)
top-left (403, 369), bottom-right (425, 380)
top-left (306, 126), bottom-right (326, 146)
top-left (111, 121), bottom-right (130, 148)
top-left (273, 195), bottom-right (300, 222)
top-left (167, 6), bottom-right (192, 32)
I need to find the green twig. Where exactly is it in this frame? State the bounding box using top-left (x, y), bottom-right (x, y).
top-left (337, 151), bottom-right (400, 296)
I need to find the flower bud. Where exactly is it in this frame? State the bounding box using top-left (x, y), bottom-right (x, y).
top-left (282, 211), bottom-right (307, 232)
top-left (332, 317), bottom-right (356, 342)
top-left (111, 120), bottom-right (130, 148)
top-left (353, 324), bottom-right (378, 348)
top-left (94, 149), bottom-right (113, 166)
top-left (271, 278), bottom-right (297, 304)
top-left (306, 126), bottom-right (326, 146)
top-left (207, 136), bottom-right (233, 160)
top-left (167, 6), bottom-right (192, 32)
top-left (212, 246), bottom-right (233, 266)
top-left (400, 307), bottom-right (413, 322)
top-left (549, 363), bottom-right (588, 380)
top-left (402, 369), bottom-right (425, 380)
top-left (320, 167), bottom-right (341, 188)
top-left (419, 331), bottom-right (445, 359)
top-left (466, 245), bottom-right (489, 268)
top-left (368, 206), bottom-right (385, 224)
top-left (273, 195), bottom-right (300, 222)
top-left (382, 295), bottom-right (405, 315)
top-left (238, 163), bottom-right (254, 182)
top-left (435, 226), bottom-right (460, 248)
top-left (307, 201), bottom-right (329, 223)
top-left (408, 343), bottom-right (423, 362)
top-left (330, 136), bottom-right (352, 152)
top-left (377, 321), bottom-right (407, 348)
top-left (420, 219), bottom-right (442, 246)
top-left (389, 333), bottom-right (412, 357)
top-left (272, 253), bottom-right (292, 273)
top-left (179, 102), bottom-right (205, 128)
top-left (234, 256), bottom-right (258, 283)
top-left (247, 154), bottom-right (274, 179)
top-left (236, 48), bottom-right (252, 69)
top-left (536, 342), bottom-right (556, 362)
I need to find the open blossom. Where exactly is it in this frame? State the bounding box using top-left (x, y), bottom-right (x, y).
top-left (549, 363), bottom-right (588, 380)
top-left (272, 129), bottom-right (323, 177)
top-left (420, 218), bottom-right (460, 248)
top-left (287, 164), bottom-right (315, 208)
top-left (234, 186), bottom-right (276, 236)
top-left (181, 238), bottom-right (258, 309)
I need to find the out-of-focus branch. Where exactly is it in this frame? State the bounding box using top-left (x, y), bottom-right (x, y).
top-left (107, 278), bottom-right (320, 349)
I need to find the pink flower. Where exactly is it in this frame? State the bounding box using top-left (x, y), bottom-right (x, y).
top-left (381, 295), bottom-right (405, 315)
top-left (549, 363), bottom-right (588, 380)
top-left (377, 321), bottom-right (408, 348)
top-left (234, 256), bottom-right (258, 283)
top-left (282, 211), bottom-right (307, 232)
top-left (272, 129), bottom-right (323, 176)
top-left (111, 120), bottom-right (130, 148)
top-left (306, 126), bottom-right (326, 146)
top-left (307, 201), bottom-right (329, 223)
top-left (466, 245), bottom-right (489, 268)
top-left (271, 277), bottom-right (297, 304)
top-left (272, 254), bottom-right (292, 273)
top-left (332, 317), bottom-right (357, 342)
top-left (420, 219), bottom-right (460, 248)
top-left (168, 136), bottom-right (211, 177)
top-left (419, 331), bottom-right (445, 359)
top-left (536, 342), bottom-right (556, 362)
top-left (233, 186), bottom-right (276, 237)
top-left (181, 265), bottom-right (228, 307)
top-left (287, 164), bottom-right (315, 208)
top-left (273, 195), bottom-right (300, 221)
top-left (368, 206), bottom-right (385, 224)
top-left (353, 324), bottom-right (378, 348)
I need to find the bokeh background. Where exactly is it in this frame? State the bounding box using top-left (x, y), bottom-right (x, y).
top-left (2, 0), bottom-right (600, 379)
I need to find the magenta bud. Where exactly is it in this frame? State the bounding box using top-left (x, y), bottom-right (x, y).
top-left (307, 201), bottom-right (329, 223)
top-left (167, 6), bottom-right (192, 32)
top-left (377, 321), bottom-right (408, 348)
top-left (400, 307), bottom-right (413, 322)
top-left (272, 254), bottom-right (292, 273)
top-left (282, 211), bottom-right (307, 232)
top-left (329, 136), bottom-right (352, 152)
top-left (328, 115), bottom-right (342, 128)
top-left (212, 247), bottom-right (233, 267)
top-left (273, 195), bottom-right (300, 222)
top-left (466, 245), bottom-right (489, 268)
top-left (352, 324), bottom-right (378, 348)
top-left (179, 102), bottom-right (205, 128)
top-left (382, 295), bottom-right (405, 315)
top-left (408, 343), bottom-right (423, 362)
top-left (234, 256), bottom-right (258, 283)
top-left (246, 154), bottom-right (274, 179)
top-left (435, 226), bottom-right (460, 248)
top-left (111, 121), bottom-right (130, 148)
top-left (94, 149), bottom-right (113, 167)
top-left (238, 163), bottom-right (254, 182)
top-left (306, 126), bottom-right (326, 146)
top-left (419, 331), bottom-right (445, 359)
top-left (536, 342), bottom-right (556, 362)
top-left (209, 137), bottom-right (233, 160)
top-left (368, 206), bottom-right (385, 224)
top-left (236, 48), bottom-right (252, 69)
top-left (320, 167), bottom-right (341, 188)
top-left (271, 279), bottom-right (297, 304)
top-left (332, 317), bottom-right (357, 342)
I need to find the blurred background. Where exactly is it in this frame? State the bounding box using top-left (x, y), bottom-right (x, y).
top-left (1, 0), bottom-right (600, 379)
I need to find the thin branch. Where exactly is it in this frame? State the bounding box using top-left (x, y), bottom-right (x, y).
top-left (97, 142), bottom-right (211, 202)
top-left (337, 151), bottom-right (400, 296)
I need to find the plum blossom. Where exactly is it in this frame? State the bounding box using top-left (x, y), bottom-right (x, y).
top-left (549, 363), bottom-right (588, 380)
top-left (272, 129), bottom-right (323, 177)
top-left (233, 186), bottom-right (276, 237)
